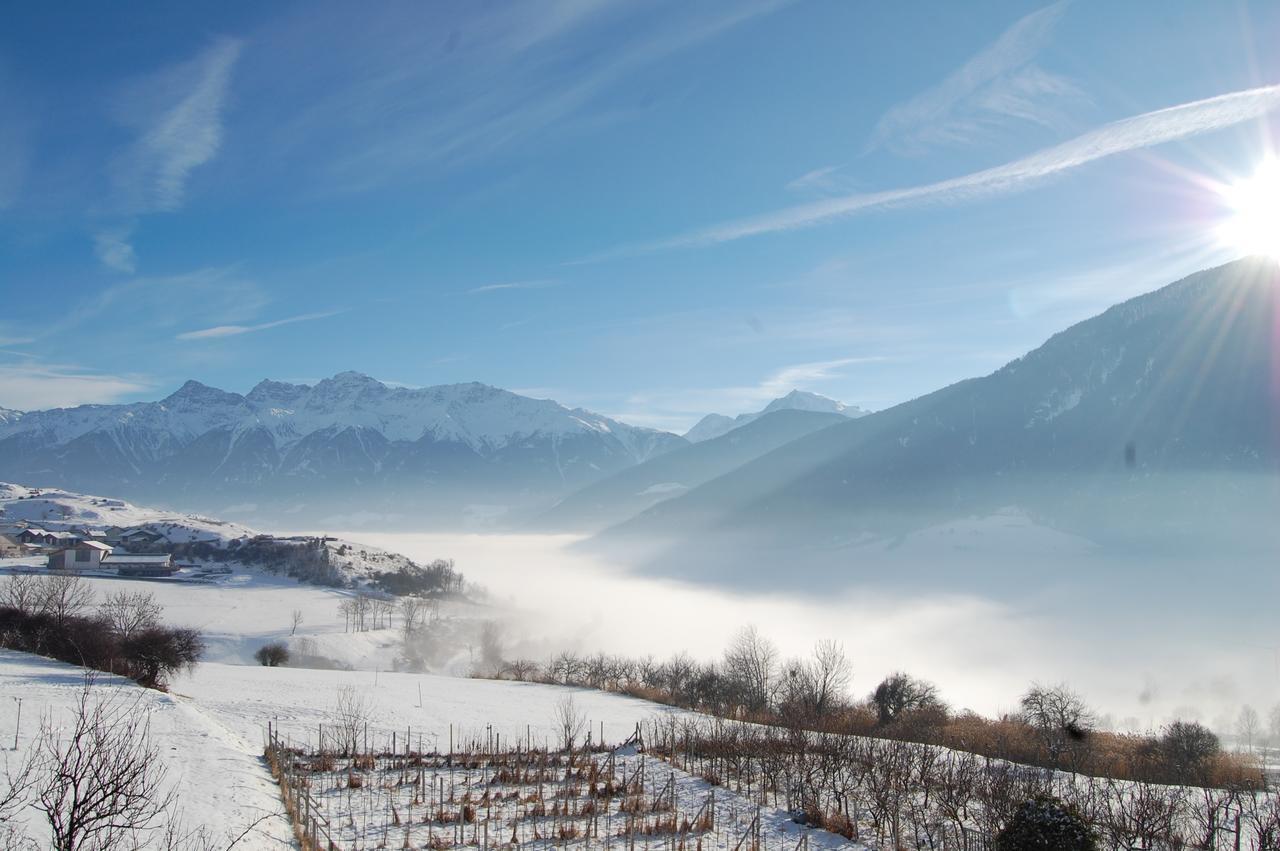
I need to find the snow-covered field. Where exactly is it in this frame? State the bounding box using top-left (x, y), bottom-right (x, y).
top-left (0, 651), bottom-right (295, 849)
top-left (0, 650), bottom-right (700, 850)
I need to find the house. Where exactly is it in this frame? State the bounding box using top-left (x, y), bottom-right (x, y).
top-left (102, 526), bottom-right (129, 544)
top-left (0, 533), bottom-right (21, 557)
top-left (117, 528), bottom-right (165, 549)
top-left (102, 552), bottom-right (177, 577)
top-left (48, 541), bottom-right (113, 571)
top-left (17, 528), bottom-right (52, 546)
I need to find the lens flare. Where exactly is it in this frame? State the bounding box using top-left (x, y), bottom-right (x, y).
top-left (1218, 158), bottom-right (1280, 260)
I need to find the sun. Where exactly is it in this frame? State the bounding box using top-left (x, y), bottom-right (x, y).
top-left (1217, 158), bottom-right (1280, 261)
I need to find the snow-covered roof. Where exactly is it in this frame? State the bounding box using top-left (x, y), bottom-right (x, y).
top-left (102, 553), bottom-right (172, 564)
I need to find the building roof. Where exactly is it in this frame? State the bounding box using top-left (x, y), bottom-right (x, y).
top-left (102, 553), bottom-right (172, 564)
top-left (76, 541), bottom-right (113, 551)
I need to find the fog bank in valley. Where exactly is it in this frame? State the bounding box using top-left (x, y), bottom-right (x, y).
top-left (342, 530), bottom-right (1277, 735)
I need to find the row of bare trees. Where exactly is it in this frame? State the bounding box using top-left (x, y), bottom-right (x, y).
top-left (481, 626), bottom-right (1261, 790)
top-left (645, 717), bottom-right (1280, 851)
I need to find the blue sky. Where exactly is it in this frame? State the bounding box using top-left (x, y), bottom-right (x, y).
top-left (1, 1), bottom-right (1278, 431)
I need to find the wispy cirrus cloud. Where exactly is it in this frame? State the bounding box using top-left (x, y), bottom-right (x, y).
top-left (96, 37), bottom-right (244, 271)
top-left (468, 279), bottom-right (559, 295)
top-left (0, 361), bottom-right (152, 410)
top-left (268, 1), bottom-right (790, 192)
top-left (867, 1), bottom-right (1082, 156)
top-left (111, 36), bottom-right (243, 213)
top-left (594, 84), bottom-right (1280, 257)
top-left (176, 310), bottom-right (343, 341)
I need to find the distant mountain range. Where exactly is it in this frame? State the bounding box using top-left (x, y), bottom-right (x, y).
top-left (588, 257), bottom-right (1280, 580)
top-left (0, 372), bottom-right (688, 525)
top-left (5, 257), bottom-right (1277, 553)
top-left (0, 371), bottom-right (867, 529)
top-left (684, 390), bottom-right (865, 442)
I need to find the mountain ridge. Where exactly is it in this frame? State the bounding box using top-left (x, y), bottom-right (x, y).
top-left (591, 256), bottom-right (1280, 573)
top-left (0, 373), bottom-right (688, 526)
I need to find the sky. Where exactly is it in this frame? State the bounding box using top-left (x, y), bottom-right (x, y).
top-left (1, 1), bottom-right (1278, 432)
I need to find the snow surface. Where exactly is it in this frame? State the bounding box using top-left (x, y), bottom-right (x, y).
top-left (0, 651), bottom-right (295, 849)
top-left (0, 650), bottom-right (710, 850)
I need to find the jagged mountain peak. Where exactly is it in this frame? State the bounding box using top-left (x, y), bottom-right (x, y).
top-left (162, 379), bottom-right (245, 407)
top-left (685, 390), bottom-right (865, 443)
top-left (246, 378), bottom-right (311, 404)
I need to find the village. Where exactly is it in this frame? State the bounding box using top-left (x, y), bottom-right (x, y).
top-left (0, 521), bottom-right (194, 577)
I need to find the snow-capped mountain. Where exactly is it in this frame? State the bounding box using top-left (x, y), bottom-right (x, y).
top-left (0, 373), bottom-right (687, 526)
top-left (684, 390), bottom-right (866, 443)
top-left (596, 257), bottom-right (1280, 572)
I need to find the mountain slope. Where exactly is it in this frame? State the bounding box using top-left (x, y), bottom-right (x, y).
top-left (595, 257), bottom-right (1280, 565)
top-left (0, 374), bottom-right (686, 526)
top-left (684, 391), bottom-right (865, 443)
top-left (536, 409), bottom-right (849, 532)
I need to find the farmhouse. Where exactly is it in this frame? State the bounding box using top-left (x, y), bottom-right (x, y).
top-left (48, 540), bottom-right (112, 570)
top-left (102, 552), bottom-right (177, 577)
top-left (0, 533), bottom-right (20, 557)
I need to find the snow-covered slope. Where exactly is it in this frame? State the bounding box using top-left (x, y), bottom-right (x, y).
top-left (0, 373), bottom-right (688, 527)
top-left (684, 390), bottom-right (866, 443)
top-left (0, 481), bottom-right (254, 544)
top-left (0, 481), bottom-right (450, 587)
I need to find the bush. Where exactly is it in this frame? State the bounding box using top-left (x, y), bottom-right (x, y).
top-left (254, 641), bottom-right (290, 667)
top-left (0, 605), bottom-right (203, 690)
top-left (996, 795), bottom-right (1097, 851)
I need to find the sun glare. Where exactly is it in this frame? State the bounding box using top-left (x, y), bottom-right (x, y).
top-left (1218, 157), bottom-right (1280, 261)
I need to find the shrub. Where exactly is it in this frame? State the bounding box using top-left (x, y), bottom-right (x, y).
top-left (996, 795), bottom-right (1097, 851)
top-left (254, 641), bottom-right (291, 667)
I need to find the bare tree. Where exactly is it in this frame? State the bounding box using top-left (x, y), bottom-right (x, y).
top-left (554, 694), bottom-right (587, 751)
top-left (0, 574), bottom-right (41, 613)
top-left (288, 609), bottom-right (303, 636)
top-left (36, 574), bottom-right (95, 626)
top-left (783, 639), bottom-right (852, 719)
top-left (1, 745), bottom-right (36, 846)
top-left (399, 597), bottom-right (425, 642)
top-left (330, 686), bottom-right (374, 756)
top-left (1236, 704), bottom-right (1260, 754)
top-left (723, 625), bottom-right (779, 713)
top-left (98, 590), bottom-right (163, 641)
top-left (871, 672), bottom-right (940, 726)
top-left (504, 659), bottom-right (538, 682)
top-left (1160, 720), bottom-right (1220, 784)
top-left (1020, 683), bottom-right (1096, 764)
top-left (32, 679), bottom-right (176, 851)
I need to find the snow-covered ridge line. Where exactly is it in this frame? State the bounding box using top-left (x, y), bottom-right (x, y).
top-left (0, 371), bottom-right (675, 455)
